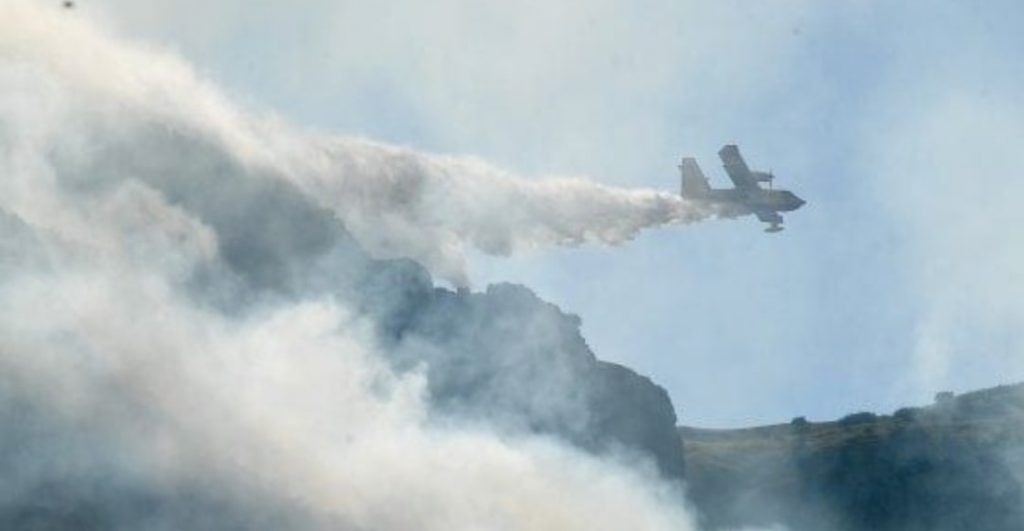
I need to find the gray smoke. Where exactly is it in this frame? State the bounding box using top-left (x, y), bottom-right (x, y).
top-left (0, 2), bottom-right (702, 529)
top-left (1, 1), bottom-right (717, 287)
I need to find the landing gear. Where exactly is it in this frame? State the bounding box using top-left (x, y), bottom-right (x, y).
top-left (765, 222), bottom-right (784, 233)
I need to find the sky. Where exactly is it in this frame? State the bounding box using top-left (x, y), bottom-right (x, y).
top-left (69, 0), bottom-right (1024, 427)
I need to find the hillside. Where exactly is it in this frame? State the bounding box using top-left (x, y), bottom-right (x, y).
top-left (680, 383), bottom-right (1024, 531)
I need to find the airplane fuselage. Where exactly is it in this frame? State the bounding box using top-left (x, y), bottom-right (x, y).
top-left (694, 188), bottom-right (805, 216)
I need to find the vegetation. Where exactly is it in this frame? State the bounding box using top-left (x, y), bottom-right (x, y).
top-left (680, 383), bottom-right (1024, 531)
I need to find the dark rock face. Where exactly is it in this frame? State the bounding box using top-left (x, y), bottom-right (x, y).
top-left (587, 361), bottom-right (686, 479)
top-left (681, 383), bottom-right (1024, 531)
top-left (379, 281), bottom-right (686, 479)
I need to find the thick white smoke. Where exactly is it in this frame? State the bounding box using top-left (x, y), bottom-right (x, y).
top-left (0, 2), bottom-right (699, 529)
top-left (0, 1), bottom-right (716, 287)
top-left (1, 263), bottom-right (695, 529)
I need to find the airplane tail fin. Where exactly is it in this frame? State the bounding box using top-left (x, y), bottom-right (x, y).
top-left (680, 157), bottom-right (711, 198)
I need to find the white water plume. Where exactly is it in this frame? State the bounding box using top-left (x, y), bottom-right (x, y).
top-left (0, 1), bottom-right (717, 287)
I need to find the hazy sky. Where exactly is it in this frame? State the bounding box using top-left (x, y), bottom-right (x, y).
top-left (74, 0), bottom-right (1024, 427)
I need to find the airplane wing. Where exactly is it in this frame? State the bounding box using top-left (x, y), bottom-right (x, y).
top-left (718, 145), bottom-right (759, 191)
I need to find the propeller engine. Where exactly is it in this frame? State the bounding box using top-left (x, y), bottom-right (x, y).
top-left (752, 170), bottom-right (775, 188)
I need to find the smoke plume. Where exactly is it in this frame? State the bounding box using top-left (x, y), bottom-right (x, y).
top-left (1, 1), bottom-right (716, 287)
top-left (0, 2), bottom-right (700, 529)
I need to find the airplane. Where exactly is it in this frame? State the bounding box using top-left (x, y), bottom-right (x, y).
top-left (679, 145), bottom-right (805, 233)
